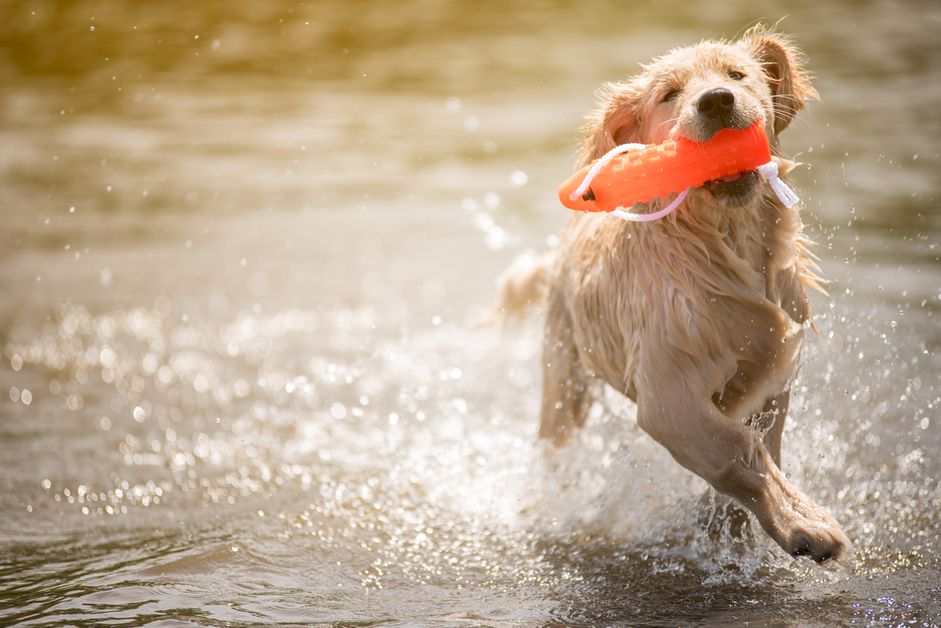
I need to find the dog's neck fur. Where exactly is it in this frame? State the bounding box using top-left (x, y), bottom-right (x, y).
top-left (622, 176), bottom-right (820, 315)
top-left (681, 190), bottom-right (770, 276)
top-left (619, 191), bottom-right (782, 304)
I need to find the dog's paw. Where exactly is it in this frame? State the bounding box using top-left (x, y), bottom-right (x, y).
top-left (753, 467), bottom-right (851, 564)
top-left (783, 517), bottom-right (850, 563)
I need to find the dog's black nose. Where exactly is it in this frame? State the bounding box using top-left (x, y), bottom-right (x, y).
top-left (697, 88), bottom-right (735, 119)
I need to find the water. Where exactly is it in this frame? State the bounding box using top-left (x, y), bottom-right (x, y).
top-left (2, 1), bottom-right (940, 624)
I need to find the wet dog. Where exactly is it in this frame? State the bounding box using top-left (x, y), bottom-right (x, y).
top-left (493, 25), bottom-right (849, 563)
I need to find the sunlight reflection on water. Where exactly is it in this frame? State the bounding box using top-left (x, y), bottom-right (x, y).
top-left (1, 0), bottom-right (940, 624)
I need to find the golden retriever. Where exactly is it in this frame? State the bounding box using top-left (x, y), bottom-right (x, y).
top-left (494, 25), bottom-right (849, 563)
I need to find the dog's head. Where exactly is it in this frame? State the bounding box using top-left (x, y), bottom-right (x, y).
top-left (581, 25), bottom-right (817, 209)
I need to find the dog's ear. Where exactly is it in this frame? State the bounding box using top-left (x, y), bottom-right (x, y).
top-left (578, 81), bottom-right (645, 165)
top-left (741, 25), bottom-right (818, 134)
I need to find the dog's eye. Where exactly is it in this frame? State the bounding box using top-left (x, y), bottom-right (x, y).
top-left (728, 70), bottom-right (745, 81)
top-left (661, 89), bottom-right (680, 103)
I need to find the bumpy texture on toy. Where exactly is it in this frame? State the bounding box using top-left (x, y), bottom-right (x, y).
top-left (558, 121), bottom-right (799, 222)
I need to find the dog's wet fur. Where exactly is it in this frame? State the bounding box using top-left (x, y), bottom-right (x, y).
top-left (493, 25), bottom-right (849, 563)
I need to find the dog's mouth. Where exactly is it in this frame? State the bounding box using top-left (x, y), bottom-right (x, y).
top-left (703, 170), bottom-right (760, 204)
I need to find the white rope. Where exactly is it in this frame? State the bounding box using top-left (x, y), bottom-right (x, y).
top-left (611, 188), bottom-right (689, 222)
top-left (756, 161), bottom-right (800, 208)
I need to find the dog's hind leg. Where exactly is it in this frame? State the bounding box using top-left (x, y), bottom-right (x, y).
top-left (539, 291), bottom-right (593, 446)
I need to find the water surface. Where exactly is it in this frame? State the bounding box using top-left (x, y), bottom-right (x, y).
top-left (2, 1), bottom-right (940, 624)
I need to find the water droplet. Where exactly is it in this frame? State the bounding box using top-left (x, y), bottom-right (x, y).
top-left (99, 346), bottom-right (116, 368)
top-left (132, 406), bottom-right (146, 422)
top-left (157, 365), bottom-right (174, 385)
top-left (233, 379), bottom-right (251, 398)
top-left (193, 374), bottom-right (210, 393)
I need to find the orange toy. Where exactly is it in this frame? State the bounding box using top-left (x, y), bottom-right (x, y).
top-left (559, 121), bottom-right (799, 221)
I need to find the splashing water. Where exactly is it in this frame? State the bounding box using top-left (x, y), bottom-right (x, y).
top-left (2, 0), bottom-right (941, 624)
top-left (2, 286), bottom-right (939, 623)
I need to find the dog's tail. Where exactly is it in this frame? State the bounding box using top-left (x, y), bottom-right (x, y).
top-left (479, 250), bottom-right (555, 325)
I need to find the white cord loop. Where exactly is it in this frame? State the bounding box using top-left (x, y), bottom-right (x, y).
top-left (756, 161), bottom-right (801, 208)
top-left (611, 188), bottom-right (689, 222)
top-left (569, 142), bottom-right (801, 224)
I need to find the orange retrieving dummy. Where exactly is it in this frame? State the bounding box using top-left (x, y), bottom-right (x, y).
top-left (559, 120), bottom-right (799, 222)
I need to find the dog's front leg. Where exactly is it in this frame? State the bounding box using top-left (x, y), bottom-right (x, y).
top-left (636, 388), bottom-right (849, 562)
top-left (701, 390), bottom-right (791, 539)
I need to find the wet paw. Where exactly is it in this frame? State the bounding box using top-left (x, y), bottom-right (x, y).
top-left (751, 463), bottom-right (851, 565)
top-left (787, 527), bottom-right (848, 564)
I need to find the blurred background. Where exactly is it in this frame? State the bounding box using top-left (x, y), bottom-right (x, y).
top-left (1, 0), bottom-right (939, 624)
